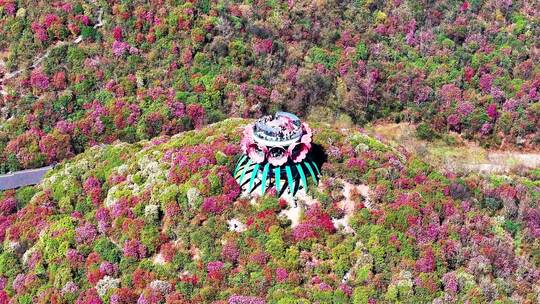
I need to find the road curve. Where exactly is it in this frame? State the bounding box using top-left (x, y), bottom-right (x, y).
top-left (0, 165), bottom-right (54, 191)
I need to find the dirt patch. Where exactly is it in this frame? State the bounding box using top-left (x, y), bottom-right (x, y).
top-left (333, 181), bottom-right (372, 233)
top-left (368, 122), bottom-right (540, 175)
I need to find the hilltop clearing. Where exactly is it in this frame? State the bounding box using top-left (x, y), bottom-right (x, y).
top-left (369, 122), bottom-right (540, 176)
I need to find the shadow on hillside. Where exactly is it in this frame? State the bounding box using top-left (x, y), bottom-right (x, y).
top-left (310, 143), bottom-right (327, 174)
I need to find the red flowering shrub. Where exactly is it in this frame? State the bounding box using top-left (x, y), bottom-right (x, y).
top-left (0, 196), bottom-right (16, 216)
top-left (83, 176), bottom-right (102, 206)
top-left (30, 70), bottom-right (50, 90)
top-left (4, 129), bottom-right (45, 169)
top-left (113, 26), bottom-right (123, 41)
top-left (123, 240), bottom-right (147, 260)
top-left (39, 132), bottom-right (73, 163)
top-left (110, 288), bottom-right (138, 304)
top-left (186, 104), bottom-right (205, 129)
top-left (293, 205), bottom-right (335, 242)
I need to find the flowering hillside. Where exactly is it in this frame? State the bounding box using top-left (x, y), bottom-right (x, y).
top-left (0, 119), bottom-right (538, 303)
top-left (1, 0), bottom-right (539, 173)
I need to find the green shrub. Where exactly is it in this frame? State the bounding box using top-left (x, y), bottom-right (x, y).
top-left (355, 42), bottom-right (368, 60)
top-left (0, 251), bottom-right (21, 277)
top-left (352, 286), bottom-right (374, 304)
top-left (276, 296), bottom-right (310, 304)
top-left (416, 123), bottom-right (438, 140)
top-left (141, 226), bottom-right (160, 254)
top-left (483, 197), bottom-right (502, 212)
top-left (75, 197), bottom-right (94, 215)
top-left (81, 26), bottom-right (99, 40)
top-left (503, 220), bottom-right (521, 236)
top-left (94, 237), bottom-right (122, 263)
top-left (308, 47), bottom-right (339, 69)
top-left (15, 186), bottom-right (37, 209)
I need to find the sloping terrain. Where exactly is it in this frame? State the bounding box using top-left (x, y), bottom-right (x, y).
top-left (1, 0), bottom-right (539, 174)
top-left (0, 119), bottom-right (539, 303)
top-left (368, 122), bottom-right (540, 175)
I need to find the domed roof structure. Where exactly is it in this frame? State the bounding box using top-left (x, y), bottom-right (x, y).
top-left (234, 112), bottom-right (320, 197)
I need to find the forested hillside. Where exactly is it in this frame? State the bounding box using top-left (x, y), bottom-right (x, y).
top-left (0, 119), bottom-right (539, 303)
top-left (1, 0), bottom-right (539, 173)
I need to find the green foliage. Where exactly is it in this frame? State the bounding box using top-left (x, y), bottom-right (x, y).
top-left (511, 13), bottom-right (527, 34)
top-left (158, 184), bottom-right (179, 205)
top-left (94, 237), bottom-right (122, 263)
top-left (215, 150), bottom-right (228, 165)
top-left (333, 289), bottom-right (349, 304)
top-left (66, 45), bottom-right (85, 68)
top-left (355, 42), bottom-right (368, 61)
top-left (0, 251), bottom-right (21, 278)
top-left (2, 153), bottom-right (20, 172)
top-left (308, 47), bottom-right (339, 69)
top-left (416, 123), bottom-right (438, 141)
top-left (265, 226), bottom-right (285, 259)
top-left (15, 186), bottom-right (37, 209)
top-left (276, 296), bottom-right (310, 304)
top-left (503, 220), bottom-right (521, 236)
top-left (17, 294), bottom-right (33, 304)
top-left (50, 264), bottom-right (73, 289)
top-left (51, 176), bottom-right (82, 206)
top-left (384, 205), bottom-right (418, 231)
top-left (349, 133), bottom-right (390, 153)
top-left (352, 286), bottom-right (374, 304)
top-left (311, 290), bottom-right (333, 302)
top-left (384, 284), bottom-right (398, 301)
top-left (76, 197), bottom-right (95, 215)
top-left (356, 265), bottom-right (371, 283)
top-left (39, 216), bottom-right (76, 263)
top-left (330, 240), bottom-right (354, 278)
top-left (258, 197), bottom-right (280, 212)
top-left (483, 197), bottom-right (503, 212)
top-left (93, 145), bottom-right (135, 181)
top-left (140, 225), bottom-right (160, 254)
top-left (283, 246), bottom-right (300, 269)
top-left (81, 26), bottom-right (99, 40)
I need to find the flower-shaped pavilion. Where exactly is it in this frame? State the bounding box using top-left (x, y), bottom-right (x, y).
top-left (234, 112), bottom-right (320, 196)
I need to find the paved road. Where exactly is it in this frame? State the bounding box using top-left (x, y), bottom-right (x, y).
top-left (0, 166), bottom-right (54, 191)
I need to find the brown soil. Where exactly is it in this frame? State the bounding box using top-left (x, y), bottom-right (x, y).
top-left (367, 122), bottom-right (540, 175)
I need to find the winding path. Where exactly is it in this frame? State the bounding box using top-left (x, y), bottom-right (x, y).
top-left (0, 8), bottom-right (104, 96)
